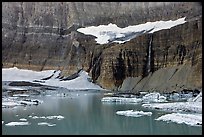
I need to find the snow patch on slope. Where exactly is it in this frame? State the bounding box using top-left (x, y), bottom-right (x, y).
top-left (77, 17), bottom-right (186, 44)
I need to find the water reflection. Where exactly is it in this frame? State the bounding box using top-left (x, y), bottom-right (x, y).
top-left (2, 91), bottom-right (202, 135)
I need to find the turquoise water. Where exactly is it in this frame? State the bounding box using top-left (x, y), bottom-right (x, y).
top-left (2, 90), bottom-right (202, 135)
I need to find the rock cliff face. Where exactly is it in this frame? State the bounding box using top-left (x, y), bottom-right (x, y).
top-left (2, 2), bottom-right (202, 92)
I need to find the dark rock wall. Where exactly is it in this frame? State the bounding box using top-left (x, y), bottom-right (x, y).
top-left (119, 18), bottom-right (202, 92)
top-left (2, 2), bottom-right (202, 92)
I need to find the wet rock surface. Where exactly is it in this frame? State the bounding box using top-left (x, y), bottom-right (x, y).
top-left (2, 2), bottom-right (202, 92)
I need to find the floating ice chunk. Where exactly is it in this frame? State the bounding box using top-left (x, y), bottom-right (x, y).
top-left (101, 97), bottom-right (142, 103)
top-left (19, 99), bottom-right (43, 105)
top-left (31, 115), bottom-right (64, 120)
top-left (40, 116), bottom-right (46, 119)
top-left (2, 101), bottom-right (22, 108)
top-left (19, 118), bottom-right (27, 121)
top-left (13, 94), bottom-right (30, 97)
top-left (116, 110), bottom-right (152, 117)
top-left (37, 122), bottom-right (56, 127)
top-left (169, 93), bottom-right (180, 101)
top-left (46, 115), bottom-right (65, 120)
top-left (142, 92), bottom-right (167, 103)
top-left (7, 97), bottom-right (19, 100)
top-left (56, 115), bottom-right (65, 120)
top-left (142, 101), bottom-right (202, 113)
top-left (155, 113), bottom-right (202, 126)
top-left (32, 116), bottom-right (39, 119)
top-left (5, 121), bottom-right (30, 126)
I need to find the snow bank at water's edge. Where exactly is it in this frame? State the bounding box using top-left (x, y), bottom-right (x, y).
top-left (2, 67), bottom-right (104, 90)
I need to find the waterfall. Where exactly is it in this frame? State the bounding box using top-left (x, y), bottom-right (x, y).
top-left (147, 34), bottom-right (152, 74)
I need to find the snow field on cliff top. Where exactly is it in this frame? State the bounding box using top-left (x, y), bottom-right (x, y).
top-left (77, 17), bottom-right (186, 44)
top-left (2, 67), bottom-right (103, 90)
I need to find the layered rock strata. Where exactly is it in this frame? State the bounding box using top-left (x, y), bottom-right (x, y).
top-left (2, 2), bottom-right (202, 92)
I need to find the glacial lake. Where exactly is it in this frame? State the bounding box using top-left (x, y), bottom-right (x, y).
top-left (2, 90), bottom-right (202, 135)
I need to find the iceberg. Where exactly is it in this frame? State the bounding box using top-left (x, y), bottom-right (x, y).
top-left (31, 115), bottom-right (65, 120)
top-left (46, 115), bottom-right (65, 120)
top-left (2, 97), bottom-right (43, 108)
top-left (37, 122), bottom-right (56, 127)
top-left (101, 92), bottom-right (167, 104)
top-left (142, 101), bottom-right (202, 113)
top-left (2, 101), bottom-right (22, 108)
top-left (101, 97), bottom-right (142, 103)
top-left (19, 118), bottom-right (27, 121)
top-left (116, 110), bottom-right (152, 117)
top-left (13, 94), bottom-right (30, 97)
top-left (142, 92), bottom-right (202, 113)
top-left (142, 92), bottom-right (167, 103)
top-left (155, 113), bottom-right (202, 126)
top-left (5, 121), bottom-right (31, 126)
top-left (19, 99), bottom-right (43, 105)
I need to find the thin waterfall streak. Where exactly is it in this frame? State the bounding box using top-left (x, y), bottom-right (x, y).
top-left (76, 47), bottom-right (80, 71)
top-left (147, 35), bottom-right (152, 74)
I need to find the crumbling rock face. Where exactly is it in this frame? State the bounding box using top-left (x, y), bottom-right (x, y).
top-left (2, 2), bottom-right (202, 92)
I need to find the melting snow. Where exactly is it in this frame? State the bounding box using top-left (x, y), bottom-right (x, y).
top-left (77, 17), bottom-right (186, 44)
